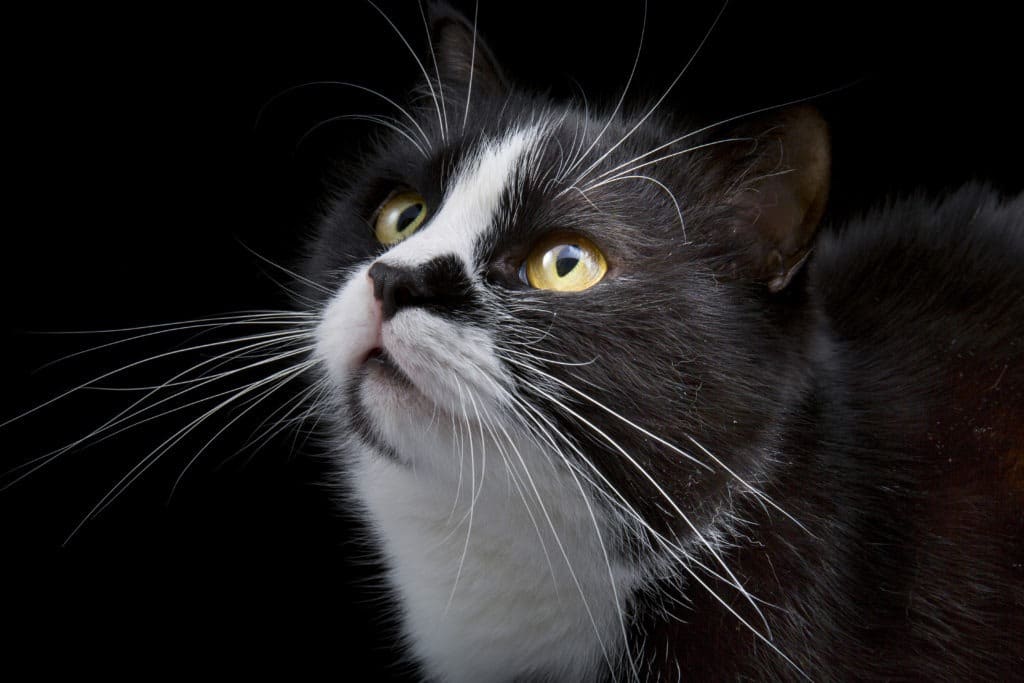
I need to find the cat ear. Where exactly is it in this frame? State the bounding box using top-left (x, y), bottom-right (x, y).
top-left (725, 106), bottom-right (830, 292)
top-left (429, 3), bottom-right (509, 101)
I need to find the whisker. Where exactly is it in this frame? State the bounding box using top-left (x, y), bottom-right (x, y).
top-left (474, 398), bottom-right (562, 598)
top-left (283, 378), bottom-right (333, 461)
top-left (235, 240), bottom-right (332, 296)
top-left (490, 397), bottom-right (622, 677)
top-left (415, 0), bottom-right (450, 134)
top-left (33, 316), bottom-right (314, 373)
top-left (685, 434), bottom-right (816, 539)
top-left (558, 0), bottom-right (648, 182)
top-left (63, 357), bottom-right (319, 545)
top-left (587, 86), bottom-right (851, 187)
top-left (169, 359), bottom-right (320, 497)
top-left (502, 393), bottom-right (640, 681)
top-left (28, 310), bottom-right (314, 336)
top-left (103, 358), bottom-right (317, 517)
top-left (2, 328), bottom-right (313, 430)
top-left (500, 346), bottom-right (599, 368)
top-left (367, 0), bottom-right (448, 142)
top-left (297, 113), bottom-right (428, 158)
top-left (2, 339), bottom-right (315, 490)
top-left (435, 358), bottom-right (629, 675)
top-left (254, 79), bottom-right (432, 150)
top-left (507, 384), bottom-right (809, 678)
top-left (461, 0), bottom-right (480, 131)
top-left (230, 376), bottom-right (328, 462)
top-left (568, 0), bottom-right (731, 188)
top-left (499, 356), bottom-right (769, 626)
top-left (583, 137), bottom-right (749, 191)
top-left (445, 377), bottom-right (481, 611)
top-left (578, 174), bottom-right (687, 241)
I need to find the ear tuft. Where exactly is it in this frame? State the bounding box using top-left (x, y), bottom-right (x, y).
top-left (727, 106), bottom-right (830, 292)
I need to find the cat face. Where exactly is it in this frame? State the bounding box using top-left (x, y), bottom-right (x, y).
top-left (310, 7), bottom-right (829, 550)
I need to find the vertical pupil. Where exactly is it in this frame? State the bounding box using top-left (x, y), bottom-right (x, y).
top-left (555, 245), bottom-right (581, 277)
top-left (396, 204), bottom-right (423, 232)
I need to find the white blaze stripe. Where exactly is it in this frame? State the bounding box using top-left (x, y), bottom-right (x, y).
top-left (381, 127), bottom-right (541, 270)
top-left (314, 128), bottom-right (540, 391)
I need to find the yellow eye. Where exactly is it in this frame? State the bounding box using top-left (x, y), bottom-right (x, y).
top-left (522, 233), bottom-right (608, 292)
top-left (375, 191), bottom-right (428, 245)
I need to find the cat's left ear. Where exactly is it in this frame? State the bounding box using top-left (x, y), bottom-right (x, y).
top-left (429, 2), bottom-right (509, 102)
top-left (726, 105), bottom-right (830, 292)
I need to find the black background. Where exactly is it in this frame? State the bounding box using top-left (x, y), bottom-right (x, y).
top-left (3, 0), bottom-right (1021, 677)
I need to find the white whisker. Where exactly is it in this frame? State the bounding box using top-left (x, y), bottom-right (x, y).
top-left (3, 339), bottom-right (315, 490)
top-left (558, 0), bottom-right (648, 182)
top-left (499, 356), bottom-right (770, 627)
top-left (298, 113), bottom-right (428, 158)
top-left (584, 137), bottom-right (748, 191)
top-left (445, 377), bottom-right (476, 611)
top-left (30, 310), bottom-right (314, 336)
top-left (63, 357), bottom-right (319, 545)
top-left (568, 0), bottom-right (731, 188)
top-left (2, 328), bottom-right (313, 431)
top-left (367, 0), bottom-right (448, 142)
top-left (578, 174), bottom-right (687, 240)
top-left (235, 241), bottom-right (332, 296)
top-left (169, 359), bottom-right (319, 497)
top-left (416, 0), bottom-right (450, 137)
top-left (462, 0), bottom-right (480, 130)
top-left (231, 376), bottom-right (328, 461)
top-left (588, 88), bottom-right (843, 188)
top-left (511, 381), bottom-right (808, 678)
top-left (685, 434), bottom-right (816, 539)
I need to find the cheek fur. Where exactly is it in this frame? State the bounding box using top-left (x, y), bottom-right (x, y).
top-left (315, 261), bottom-right (381, 388)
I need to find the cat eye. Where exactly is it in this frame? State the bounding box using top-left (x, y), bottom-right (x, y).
top-left (375, 191), bottom-right (428, 246)
top-left (520, 233), bottom-right (608, 292)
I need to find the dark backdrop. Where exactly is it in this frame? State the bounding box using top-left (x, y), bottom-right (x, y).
top-left (3, 0), bottom-right (1021, 677)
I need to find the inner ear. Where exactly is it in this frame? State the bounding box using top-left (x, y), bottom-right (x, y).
top-left (726, 106), bottom-right (831, 292)
top-left (429, 2), bottom-right (508, 101)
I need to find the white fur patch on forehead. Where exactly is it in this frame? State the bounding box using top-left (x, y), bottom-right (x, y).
top-left (379, 126), bottom-right (543, 271)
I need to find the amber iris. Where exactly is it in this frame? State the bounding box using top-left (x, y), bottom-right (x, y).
top-left (375, 191), bottom-right (428, 245)
top-left (523, 234), bottom-right (607, 291)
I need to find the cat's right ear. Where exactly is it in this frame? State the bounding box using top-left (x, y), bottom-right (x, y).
top-left (721, 105), bottom-right (831, 293)
top-left (429, 2), bottom-right (509, 102)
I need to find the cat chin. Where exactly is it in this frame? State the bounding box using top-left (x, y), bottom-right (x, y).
top-left (359, 356), bottom-right (436, 423)
top-left (354, 374), bottom-right (478, 478)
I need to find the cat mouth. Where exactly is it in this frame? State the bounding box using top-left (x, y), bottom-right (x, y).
top-left (363, 347), bottom-right (416, 391)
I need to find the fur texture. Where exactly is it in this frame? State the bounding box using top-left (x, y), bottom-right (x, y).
top-left (305, 5), bottom-right (1024, 681)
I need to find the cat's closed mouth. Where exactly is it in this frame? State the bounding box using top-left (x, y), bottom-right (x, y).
top-left (363, 347), bottom-right (411, 386)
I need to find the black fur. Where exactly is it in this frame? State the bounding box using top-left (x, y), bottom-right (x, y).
top-left (302, 5), bottom-right (1024, 680)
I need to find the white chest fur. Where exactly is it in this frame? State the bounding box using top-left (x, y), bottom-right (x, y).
top-left (350, 435), bottom-right (639, 682)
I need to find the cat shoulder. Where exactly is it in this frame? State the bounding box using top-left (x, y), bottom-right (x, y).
top-left (811, 183), bottom-right (1024, 340)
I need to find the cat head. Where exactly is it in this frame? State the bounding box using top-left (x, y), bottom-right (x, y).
top-left (309, 3), bottom-right (829, 541)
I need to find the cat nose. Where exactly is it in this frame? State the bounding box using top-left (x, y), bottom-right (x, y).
top-left (368, 256), bottom-right (477, 321)
top-left (368, 261), bottom-right (439, 321)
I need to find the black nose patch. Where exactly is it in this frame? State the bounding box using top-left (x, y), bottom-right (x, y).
top-left (369, 255), bottom-right (477, 321)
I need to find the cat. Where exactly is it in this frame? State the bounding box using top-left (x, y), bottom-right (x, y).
top-left (4, 1), bottom-right (1021, 681)
top-left (300, 4), bottom-right (1024, 681)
